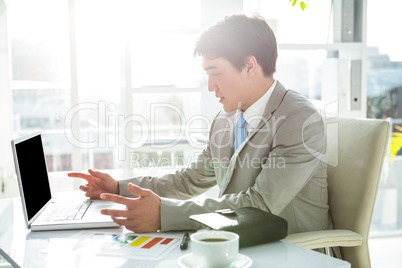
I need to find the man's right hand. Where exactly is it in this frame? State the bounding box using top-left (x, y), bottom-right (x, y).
top-left (68, 169), bottom-right (119, 199)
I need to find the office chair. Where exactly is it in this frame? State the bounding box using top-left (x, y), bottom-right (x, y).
top-left (284, 117), bottom-right (390, 268)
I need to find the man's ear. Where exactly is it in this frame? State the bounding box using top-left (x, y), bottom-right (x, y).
top-left (244, 56), bottom-right (258, 75)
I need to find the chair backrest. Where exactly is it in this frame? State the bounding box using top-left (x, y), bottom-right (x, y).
top-left (327, 117), bottom-right (390, 267)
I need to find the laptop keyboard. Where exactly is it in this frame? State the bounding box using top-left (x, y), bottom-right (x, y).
top-left (45, 200), bottom-right (92, 222)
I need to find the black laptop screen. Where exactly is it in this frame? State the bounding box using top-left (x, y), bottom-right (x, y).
top-left (15, 134), bottom-right (52, 221)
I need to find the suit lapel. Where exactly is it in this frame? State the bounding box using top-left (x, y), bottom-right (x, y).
top-left (213, 110), bottom-right (235, 160)
top-left (218, 82), bottom-right (289, 196)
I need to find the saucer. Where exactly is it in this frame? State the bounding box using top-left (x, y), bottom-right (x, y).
top-left (178, 253), bottom-right (252, 268)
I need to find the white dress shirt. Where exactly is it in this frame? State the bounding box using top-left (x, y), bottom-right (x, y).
top-left (236, 79), bottom-right (277, 138)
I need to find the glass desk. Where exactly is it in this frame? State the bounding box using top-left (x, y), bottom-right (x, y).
top-left (0, 197), bottom-right (350, 268)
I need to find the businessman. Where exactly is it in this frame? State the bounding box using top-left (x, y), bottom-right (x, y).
top-left (68, 14), bottom-right (332, 236)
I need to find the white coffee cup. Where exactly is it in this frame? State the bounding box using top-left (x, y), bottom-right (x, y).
top-left (190, 230), bottom-right (239, 267)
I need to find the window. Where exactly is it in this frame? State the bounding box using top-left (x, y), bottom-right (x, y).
top-left (3, 0), bottom-right (368, 195)
top-left (366, 0), bottom-right (402, 235)
top-left (275, 50), bottom-right (329, 100)
top-left (8, 0), bottom-right (71, 173)
top-left (261, 0), bottom-right (332, 44)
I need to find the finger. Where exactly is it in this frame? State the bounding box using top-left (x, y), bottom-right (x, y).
top-left (79, 185), bottom-right (91, 192)
top-left (85, 191), bottom-right (101, 199)
top-left (101, 209), bottom-right (129, 218)
top-left (100, 193), bottom-right (133, 205)
top-left (111, 217), bottom-right (131, 227)
top-left (124, 225), bottom-right (137, 233)
top-left (67, 172), bottom-right (96, 184)
top-left (121, 223), bottom-right (147, 234)
top-left (127, 183), bottom-right (149, 197)
top-left (88, 169), bottom-right (109, 180)
top-left (110, 218), bottom-right (152, 233)
top-left (67, 172), bottom-right (88, 178)
top-left (78, 183), bottom-right (100, 197)
top-left (81, 183), bottom-right (97, 191)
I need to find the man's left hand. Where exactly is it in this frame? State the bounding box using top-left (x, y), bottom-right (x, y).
top-left (100, 183), bottom-right (161, 233)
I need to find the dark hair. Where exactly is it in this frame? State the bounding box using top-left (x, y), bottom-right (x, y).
top-left (194, 14), bottom-right (277, 77)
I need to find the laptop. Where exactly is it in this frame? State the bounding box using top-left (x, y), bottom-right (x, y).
top-left (11, 131), bottom-right (123, 231)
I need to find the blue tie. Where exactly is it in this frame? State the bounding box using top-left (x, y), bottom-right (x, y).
top-left (235, 113), bottom-right (246, 151)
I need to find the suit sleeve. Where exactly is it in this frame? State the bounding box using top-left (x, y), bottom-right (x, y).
top-left (118, 142), bottom-right (217, 200)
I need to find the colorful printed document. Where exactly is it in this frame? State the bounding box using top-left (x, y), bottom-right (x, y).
top-left (69, 232), bottom-right (181, 260)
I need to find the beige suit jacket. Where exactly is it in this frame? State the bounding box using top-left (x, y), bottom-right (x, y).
top-left (119, 81), bottom-right (332, 234)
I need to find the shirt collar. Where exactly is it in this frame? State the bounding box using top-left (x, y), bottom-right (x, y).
top-left (242, 80), bottom-right (277, 130)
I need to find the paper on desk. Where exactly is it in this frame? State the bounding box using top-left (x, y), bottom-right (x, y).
top-left (67, 231), bottom-right (181, 261)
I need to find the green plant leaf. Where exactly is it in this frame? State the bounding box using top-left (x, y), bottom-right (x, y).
top-left (292, 0), bottom-right (297, 7)
top-left (300, 1), bottom-right (306, 10)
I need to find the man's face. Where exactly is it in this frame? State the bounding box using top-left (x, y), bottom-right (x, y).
top-left (202, 57), bottom-right (250, 112)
